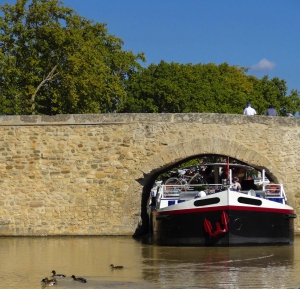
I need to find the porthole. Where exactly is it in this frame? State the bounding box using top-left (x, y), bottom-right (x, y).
top-left (194, 197), bottom-right (220, 207)
top-left (233, 218), bottom-right (242, 231)
top-left (238, 197), bottom-right (262, 206)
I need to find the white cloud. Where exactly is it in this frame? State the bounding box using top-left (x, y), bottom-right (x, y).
top-left (250, 58), bottom-right (276, 72)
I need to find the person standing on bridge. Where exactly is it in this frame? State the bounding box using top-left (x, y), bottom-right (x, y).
top-left (243, 103), bottom-right (257, 115)
top-left (265, 105), bottom-right (278, 116)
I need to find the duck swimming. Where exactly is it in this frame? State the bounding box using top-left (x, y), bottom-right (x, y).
top-left (51, 270), bottom-right (66, 277)
top-left (109, 264), bottom-right (123, 269)
top-left (41, 277), bottom-right (57, 286)
top-left (71, 275), bottom-right (87, 283)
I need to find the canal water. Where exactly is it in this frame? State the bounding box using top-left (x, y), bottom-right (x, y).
top-left (1, 235), bottom-right (300, 289)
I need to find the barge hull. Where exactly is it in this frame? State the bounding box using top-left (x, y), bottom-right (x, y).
top-left (152, 209), bottom-right (294, 246)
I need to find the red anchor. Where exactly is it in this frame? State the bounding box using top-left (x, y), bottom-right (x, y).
top-left (204, 211), bottom-right (229, 237)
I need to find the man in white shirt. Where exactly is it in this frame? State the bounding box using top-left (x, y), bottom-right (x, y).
top-left (243, 103), bottom-right (256, 115)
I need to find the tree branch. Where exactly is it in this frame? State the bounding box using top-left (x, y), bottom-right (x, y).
top-left (31, 64), bottom-right (59, 114)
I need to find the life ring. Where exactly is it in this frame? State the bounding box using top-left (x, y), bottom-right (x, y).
top-left (265, 184), bottom-right (280, 194)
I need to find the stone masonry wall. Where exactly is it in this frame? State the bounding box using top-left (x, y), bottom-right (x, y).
top-left (0, 113), bottom-right (300, 236)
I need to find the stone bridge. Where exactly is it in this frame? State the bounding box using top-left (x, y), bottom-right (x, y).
top-left (0, 113), bottom-right (299, 236)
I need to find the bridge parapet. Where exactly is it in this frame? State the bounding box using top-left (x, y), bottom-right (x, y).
top-left (0, 113), bottom-right (299, 126)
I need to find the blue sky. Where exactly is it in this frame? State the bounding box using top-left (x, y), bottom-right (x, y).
top-left (2, 0), bottom-right (300, 93)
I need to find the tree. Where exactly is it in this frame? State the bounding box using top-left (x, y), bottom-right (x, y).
top-left (284, 89), bottom-right (300, 116)
top-left (121, 61), bottom-right (253, 113)
top-left (248, 76), bottom-right (300, 116)
top-left (0, 0), bottom-right (145, 115)
top-left (121, 60), bottom-right (300, 115)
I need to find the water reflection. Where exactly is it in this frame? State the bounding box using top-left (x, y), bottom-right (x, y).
top-left (1, 236), bottom-right (300, 289)
top-left (141, 245), bottom-right (296, 288)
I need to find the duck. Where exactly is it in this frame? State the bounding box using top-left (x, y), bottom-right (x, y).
top-left (71, 275), bottom-right (87, 283)
top-left (41, 277), bottom-right (57, 286)
top-left (109, 264), bottom-right (123, 269)
top-left (51, 270), bottom-right (66, 277)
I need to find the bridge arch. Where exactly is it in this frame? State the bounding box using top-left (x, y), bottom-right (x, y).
top-left (135, 137), bottom-right (281, 237)
top-left (140, 137), bottom-right (278, 184)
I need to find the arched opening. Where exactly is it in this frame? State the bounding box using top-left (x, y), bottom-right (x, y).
top-left (133, 152), bottom-right (277, 239)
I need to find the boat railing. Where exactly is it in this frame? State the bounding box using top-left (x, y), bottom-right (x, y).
top-left (264, 183), bottom-right (287, 202)
top-left (162, 185), bottom-right (182, 197)
top-left (162, 184), bottom-right (222, 198)
top-left (161, 183), bottom-right (287, 202)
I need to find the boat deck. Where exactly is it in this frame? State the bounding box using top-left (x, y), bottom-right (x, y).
top-left (153, 183), bottom-right (287, 209)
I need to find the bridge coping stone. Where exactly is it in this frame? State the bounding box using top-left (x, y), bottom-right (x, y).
top-left (0, 113), bottom-right (298, 126)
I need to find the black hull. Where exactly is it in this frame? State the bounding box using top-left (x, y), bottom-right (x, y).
top-left (152, 209), bottom-right (295, 246)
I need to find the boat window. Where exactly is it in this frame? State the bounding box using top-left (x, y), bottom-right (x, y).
top-left (238, 197), bottom-right (262, 206)
top-left (194, 197), bottom-right (220, 207)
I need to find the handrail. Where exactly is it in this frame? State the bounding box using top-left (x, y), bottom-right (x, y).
top-left (161, 183), bottom-right (286, 201)
top-left (161, 183), bottom-right (223, 198)
top-left (264, 184), bottom-right (286, 200)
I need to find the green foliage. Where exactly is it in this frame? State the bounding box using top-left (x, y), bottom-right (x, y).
top-left (0, 0), bottom-right (145, 115)
top-left (248, 76), bottom-right (300, 115)
top-left (120, 61), bottom-right (300, 115)
top-left (119, 61), bottom-right (252, 113)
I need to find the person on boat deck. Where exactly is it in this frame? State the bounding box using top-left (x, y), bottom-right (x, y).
top-left (231, 177), bottom-right (241, 191)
